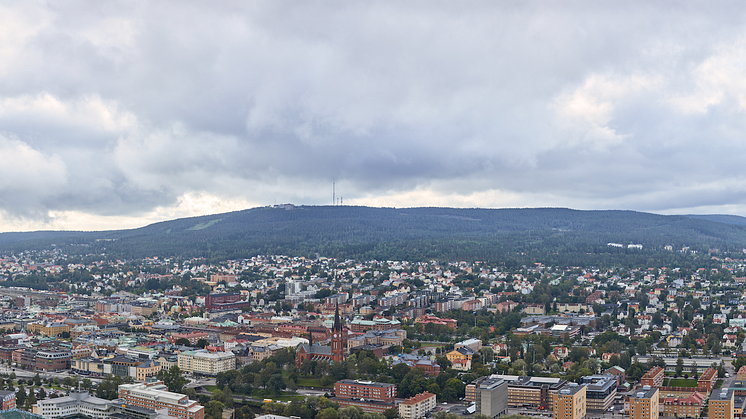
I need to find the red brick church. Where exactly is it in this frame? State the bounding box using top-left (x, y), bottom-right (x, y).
top-left (296, 304), bottom-right (346, 367)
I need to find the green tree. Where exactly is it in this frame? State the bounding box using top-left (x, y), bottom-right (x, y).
top-left (316, 407), bottom-right (340, 419)
top-left (157, 366), bottom-right (188, 393)
top-left (25, 391), bottom-right (36, 410)
top-left (207, 401), bottom-right (224, 419)
top-left (339, 406), bottom-right (365, 419)
top-left (266, 374), bottom-right (286, 395)
top-left (16, 386), bottom-right (26, 408)
top-left (175, 338), bottom-right (191, 346)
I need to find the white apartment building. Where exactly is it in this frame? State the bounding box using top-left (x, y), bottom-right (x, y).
top-left (178, 350), bottom-right (236, 376)
top-left (399, 391), bottom-right (437, 419)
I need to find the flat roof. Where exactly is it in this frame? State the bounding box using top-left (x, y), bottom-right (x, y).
top-left (632, 387), bottom-right (659, 400)
top-left (337, 379), bottom-right (395, 388)
top-left (711, 389), bottom-right (734, 402)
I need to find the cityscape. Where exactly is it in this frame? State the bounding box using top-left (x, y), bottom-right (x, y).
top-left (0, 247), bottom-right (738, 419)
top-left (2, 4), bottom-right (746, 419)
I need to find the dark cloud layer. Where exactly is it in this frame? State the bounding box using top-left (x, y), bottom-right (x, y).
top-left (2, 1), bottom-right (746, 230)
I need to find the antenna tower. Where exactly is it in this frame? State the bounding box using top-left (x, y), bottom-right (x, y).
top-left (333, 182), bottom-right (336, 205)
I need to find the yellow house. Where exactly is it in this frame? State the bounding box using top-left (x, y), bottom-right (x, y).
top-left (446, 347), bottom-right (475, 371)
top-left (136, 359), bottom-right (162, 382)
top-left (27, 322), bottom-right (70, 337)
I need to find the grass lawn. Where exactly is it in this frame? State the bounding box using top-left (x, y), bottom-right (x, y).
top-left (295, 377), bottom-right (333, 388)
top-left (715, 380), bottom-right (723, 389)
top-left (664, 378), bottom-right (698, 387)
top-left (204, 385), bottom-right (218, 392)
top-left (281, 370), bottom-right (333, 389)
top-left (268, 393), bottom-right (307, 402)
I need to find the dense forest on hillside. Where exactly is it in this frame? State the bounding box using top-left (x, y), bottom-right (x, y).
top-left (2, 206), bottom-right (746, 266)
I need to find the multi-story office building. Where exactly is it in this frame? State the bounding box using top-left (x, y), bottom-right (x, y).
top-left (0, 390), bottom-right (15, 410)
top-left (35, 390), bottom-right (177, 419)
top-left (552, 384), bottom-right (586, 419)
top-left (641, 367), bottom-right (665, 388)
top-left (581, 375), bottom-right (617, 412)
top-left (36, 349), bottom-right (72, 372)
top-left (333, 380), bottom-right (396, 413)
top-left (35, 390), bottom-right (116, 419)
top-left (475, 377), bottom-right (508, 419)
top-left (488, 375), bottom-right (567, 409)
top-left (118, 382), bottom-right (204, 419)
top-left (178, 350), bottom-right (236, 376)
top-left (709, 388), bottom-right (734, 419)
top-left (399, 391), bottom-right (437, 419)
top-left (629, 386), bottom-right (659, 419)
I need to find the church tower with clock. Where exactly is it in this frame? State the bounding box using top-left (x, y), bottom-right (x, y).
top-left (331, 303), bottom-right (345, 363)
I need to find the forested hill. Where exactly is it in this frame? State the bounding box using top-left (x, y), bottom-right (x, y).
top-left (3, 206), bottom-right (746, 266)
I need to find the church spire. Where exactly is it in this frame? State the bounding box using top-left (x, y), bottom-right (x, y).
top-left (334, 302), bottom-right (341, 332)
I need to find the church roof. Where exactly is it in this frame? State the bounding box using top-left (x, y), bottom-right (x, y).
top-left (298, 344), bottom-right (332, 355)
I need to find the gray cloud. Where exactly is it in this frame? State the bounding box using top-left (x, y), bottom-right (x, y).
top-left (2, 1), bottom-right (746, 229)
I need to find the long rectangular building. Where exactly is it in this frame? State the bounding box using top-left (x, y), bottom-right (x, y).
top-left (118, 381), bottom-right (204, 419)
top-left (178, 350), bottom-right (236, 376)
top-left (334, 380), bottom-right (396, 413)
top-left (486, 375), bottom-right (568, 409)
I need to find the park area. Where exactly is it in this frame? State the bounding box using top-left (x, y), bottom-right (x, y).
top-left (663, 378), bottom-right (698, 387)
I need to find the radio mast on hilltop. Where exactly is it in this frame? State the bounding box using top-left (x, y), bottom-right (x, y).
top-left (333, 182), bottom-right (335, 205)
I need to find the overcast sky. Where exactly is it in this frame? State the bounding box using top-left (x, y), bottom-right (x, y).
top-left (2, 2), bottom-right (746, 232)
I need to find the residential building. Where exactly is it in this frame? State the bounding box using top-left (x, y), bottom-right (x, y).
top-left (27, 322), bottom-right (70, 337)
top-left (399, 391), bottom-right (437, 419)
top-left (349, 317), bottom-right (401, 332)
top-left (475, 377), bottom-right (508, 419)
top-left (333, 380), bottom-right (396, 413)
top-left (347, 329), bottom-right (405, 351)
top-left (447, 347), bottom-right (476, 371)
top-left (178, 350), bottom-right (235, 376)
top-left (523, 304), bottom-right (546, 315)
top-left (455, 338), bottom-right (483, 352)
top-left (414, 315), bottom-right (457, 330)
top-left (170, 332), bottom-right (208, 345)
top-left (136, 359), bottom-right (162, 382)
top-left (699, 367), bottom-right (718, 392)
top-left (709, 388), bottom-right (734, 419)
top-left (552, 384), bottom-right (587, 419)
top-left (629, 387), bottom-right (659, 419)
top-left (118, 382), bottom-right (204, 419)
top-left (640, 367), bottom-right (664, 388)
top-left (391, 354), bottom-right (441, 377)
top-left (662, 392), bottom-right (705, 418)
top-left (738, 366), bottom-right (746, 381)
top-left (205, 292), bottom-right (249, 310)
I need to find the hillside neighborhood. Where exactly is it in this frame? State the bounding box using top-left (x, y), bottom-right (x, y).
top-left (0, 249), bottom-right (742, 419)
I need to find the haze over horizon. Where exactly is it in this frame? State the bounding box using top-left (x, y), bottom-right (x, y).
top-left (2, 2), bottom-right (746, 232)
